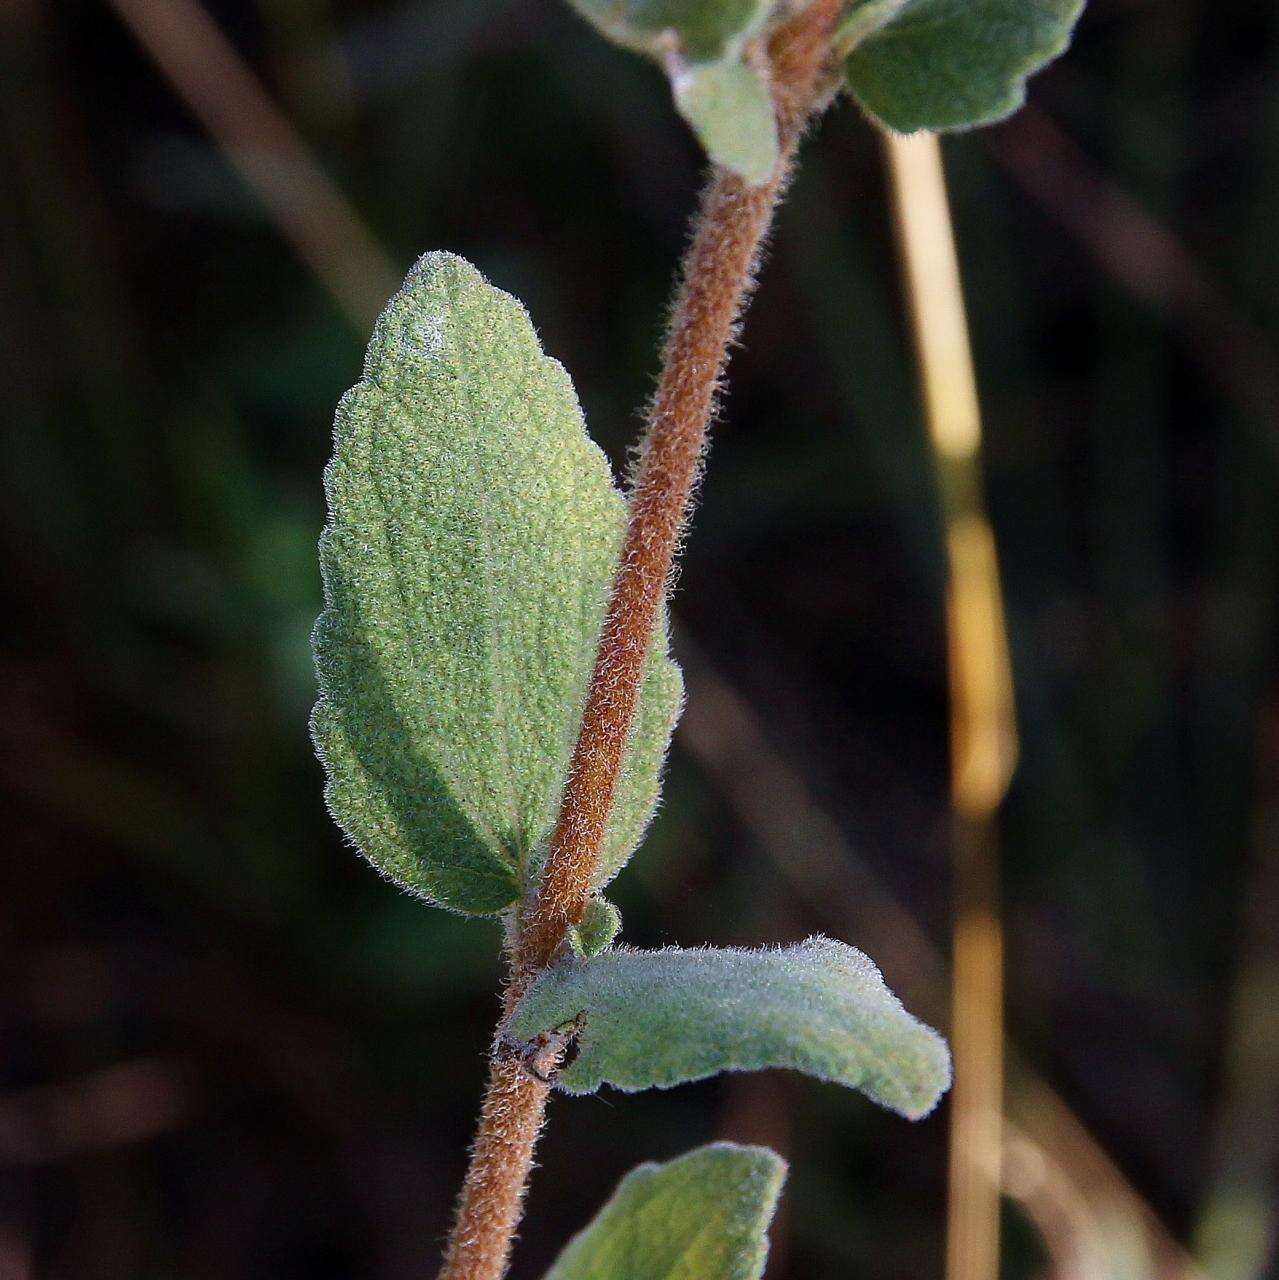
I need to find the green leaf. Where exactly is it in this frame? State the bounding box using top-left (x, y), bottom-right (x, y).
top-left (508, 936), bottom-right (951, 1118)
top-left (564, 0), bottom-right (771, 61)
top-left (312, 252), bottom-right (683, 915)
top-left (543, 1143), bottom-right (786, 1280)
top-left (569, 896), bottom-right (622, 958)
top-left (673, 59), bottom-right (779, 185)
top-left (842, 0), bottom-right (1086, 133)
top-left (834, 0), bottom-right (910, 50)
top-left (561, 0), bottom-right (780, 183)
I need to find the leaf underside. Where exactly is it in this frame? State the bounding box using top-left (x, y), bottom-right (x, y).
top-left (312, 252), bottom-right (682, 915)
top-left (843, 0), bottom-right (1087, 133)
top-left (543, 1143), bottom-right (786, 1280)
top-left (564, 0), bottom-right (780, 184)
top-left (508, 936), bottom-right (952, 1119)
top-left (673, 59), bottom-right (779, 186)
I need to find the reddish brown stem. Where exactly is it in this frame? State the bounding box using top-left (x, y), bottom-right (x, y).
top-left (437, 1043), bottom-right (549, 1280)
top-left (519, 0), bottom-right (842, 975)
top-left (438, 6), bottom-right (842, 1279)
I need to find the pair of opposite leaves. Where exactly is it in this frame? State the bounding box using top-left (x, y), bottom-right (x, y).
top-left (313, 252), bottom-right (949, 1121)
top-left (566, 0), bottom-right (1087, 184)
top-left (310, 9), bottom-right (1091, 1264)
top-left (314, 255), bottom-right (950, 1276)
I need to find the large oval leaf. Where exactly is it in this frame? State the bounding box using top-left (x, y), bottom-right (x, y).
top-left (312, 252), bottom-right (682, 915)
top-left (843, 0), bottom-right (1086, 133)
top-left (508, 936), bottom-right (951, 1118)
top-left (543, 1143), bottom-right (786, 1280)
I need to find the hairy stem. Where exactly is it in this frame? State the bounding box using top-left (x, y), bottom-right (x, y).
top-left (437, 1043), bottom-right (550, 1280)
top-left (438, 6), bottom-right (842, 1278)
top-left (519, 0), bottom-right (843, 974)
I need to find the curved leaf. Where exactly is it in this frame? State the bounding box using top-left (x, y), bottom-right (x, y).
top-left (508, 936), bottom-right (951, 1118)
top-left (543, 1143), bottom-right (786, 1280)
top-left (569, 896), bottom-right (623, 958)
top-left (313, 252), bottom-right (682, 915)
top-left (843, 0), bottom-right (1086, 133)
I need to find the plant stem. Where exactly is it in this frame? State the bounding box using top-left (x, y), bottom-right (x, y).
top-left (107, 0), bottom-right (396, 329)
top-left (518, 0), bottom-right (843, 975)
top-left (437, 6), bottom-right (843, 1280)
top-left (883, 131), bottom-right (1017, 1280)
top-left (436, 1041), bottom-right (550, 1280)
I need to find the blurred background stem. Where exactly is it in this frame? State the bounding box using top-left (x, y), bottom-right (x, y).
top-left (106, 0), bottom-right (396, 328)
top-left (885, 131), bottom-right (1019, 1280)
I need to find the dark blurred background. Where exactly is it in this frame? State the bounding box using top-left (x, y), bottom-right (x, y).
top-left (3, 0), bottom-right (1278, 1275)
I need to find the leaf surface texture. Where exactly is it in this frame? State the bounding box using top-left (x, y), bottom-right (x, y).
top-left (509, 936), bottom-right (951, 1118)
top-left (313, 252), bottom-right (682, 915)
top-left (843, 0), bottom-right (1086, 132)
top-left (543, 1143), bottom-right (786, 1280)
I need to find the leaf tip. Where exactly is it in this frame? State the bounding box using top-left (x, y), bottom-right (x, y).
top-left (568, 896), bottom-right (622, 958)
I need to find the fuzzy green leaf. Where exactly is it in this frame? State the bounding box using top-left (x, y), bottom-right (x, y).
top-left (673, 59), bottom-right (779, 185)
top-left (543, 1143), bottom-right (786, 1280)
top-left (312, 252), bottom-right (682, 915)
top-left (564, 0), bottom-right (771, 61)
top-left (508, 936), bottom-right (951, 1118)
top-left (843, 0), bottom-right (1086, 133)
top-left (569, 897), bottom-right (623, 958)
